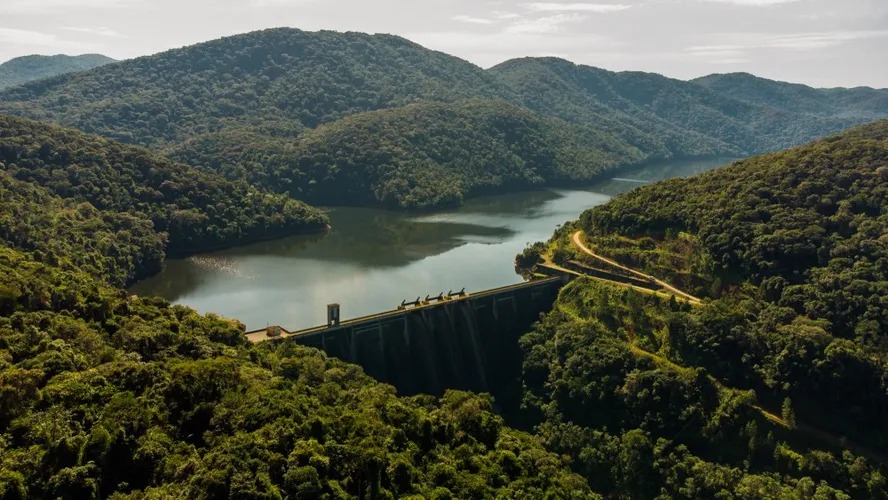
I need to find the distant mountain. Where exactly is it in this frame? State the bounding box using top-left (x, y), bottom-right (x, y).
top-left (0, 28), bottom-right (505, 147)
top-left (491, 57), bottom-right (862, 155)
top-left (0, 53), bottom-right (115, 90)
top-left (693, 72), bottom-right (888, 120)
top-left (0, 28), bottom-right (885, 209)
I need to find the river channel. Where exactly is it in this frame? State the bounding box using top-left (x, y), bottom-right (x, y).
top-left (129, 158), bottom-right (731, 329)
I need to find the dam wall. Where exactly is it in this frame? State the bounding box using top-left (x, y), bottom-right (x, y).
top-left (246, 277), bottom-right (566, 408)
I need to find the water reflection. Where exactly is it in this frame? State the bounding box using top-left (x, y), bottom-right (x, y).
top-left (224, 208), bottom-right (518, 268)
top-left (129, 157), bottom-right (733, 329)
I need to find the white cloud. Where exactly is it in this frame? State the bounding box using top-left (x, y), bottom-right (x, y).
top-left (61, 26), bottom-right (127, 38)
top-left (0, 28), bottom-right (59, 46)
top-left (250, 0), bottom-right (319, 6)
top-left (697, 0), bottom-right (801, 6)
top-left (491, 11), bottom-right (522, 20)
top-left (0, 0), bottom-right (139, 13)
top-left (523, 3), bottom-right (633, 12)
top-left (765, 31), bottom-right (888, 49)
top-left (711, 58), bottom-right (752, 64)
top-left (686, 30), bottom-right (888, 58)
top-left (452, 15), bottom-right (495, 25)
top-left (505, 13), bottom-right (586, 34)
top-left (0, 28), bottom-right (98, 52)
top-left (685, 45), bottom-right (743, 56)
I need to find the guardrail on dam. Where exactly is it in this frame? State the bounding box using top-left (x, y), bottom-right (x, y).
top-left (245, 277), bottom-right (567, 401)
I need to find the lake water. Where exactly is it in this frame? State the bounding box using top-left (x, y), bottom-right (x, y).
top-left (129, 158), bottom-right (731, 330)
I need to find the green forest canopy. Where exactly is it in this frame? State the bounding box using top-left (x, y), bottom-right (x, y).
top-left (2, 118), bottom-right (887, 497)
top-left (1, 28), bottom-right (885, 209)
top-left (0, 119), bottom-right (888, 498)
top-left (693, 72), bottom-right (888, 120)
top-left (166, 99), bottom-right (649, 209)
top-left (518, 120), bottom-right (888, 496)
top-left (0, 241), bottom-right (592, 498)
top-left (0, 27), bottom-right (886, 498)
top-left (0, 114), bottom-right (328, 264)
top-left (0, 114), bottom-right (589, 498)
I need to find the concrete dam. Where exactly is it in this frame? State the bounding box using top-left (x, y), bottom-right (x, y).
top-left (245, 277), bottom-right (566, 406)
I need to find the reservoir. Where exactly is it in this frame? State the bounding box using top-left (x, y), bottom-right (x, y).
top-left (129, 158), bottom-right (730, 329)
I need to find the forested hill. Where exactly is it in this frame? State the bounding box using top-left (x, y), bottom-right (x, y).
top-left (0, 29), bottom-right (885, 210)
top-left (0, 114), bottom-right (328, 260)
top-left (490, 57), bottom-right (863, 154)
top-left (0, 54), bottom-right (114, 90)
top-left (0, 107), bottom-right (590, 500)
top-left (0, 191), bottom-right (591, 498)
top-left (0, 170), bottom-right (164, 286)
top-left (167, 99), bottom-right (650, 209)
top-left (0, 28), bottom-right (506, 147)
top-left (694, 72), bottom-right (888, 120)
top-left (513, 120), bottom-right (888, 496)
top-left (581, 118), bottom-right (888, 315)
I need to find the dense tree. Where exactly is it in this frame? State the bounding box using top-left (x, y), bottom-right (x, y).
top-left (169, 100), bottom-right (648, 209)
top-left (1, 29), bottom-right (885, 209)
top-left (520, 121), bottom-right (888, 495)
top-left (519, 278), bottom-right (887, 498)
top-left (0, 170), bottom-right (163, 286)
top-left (581, 120), bottom-right (888, 346)
top-left (0, 222), bottom-right (592, 498)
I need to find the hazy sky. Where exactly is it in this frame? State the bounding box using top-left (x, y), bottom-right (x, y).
top-left (0, 0), bottom-right (886, 88)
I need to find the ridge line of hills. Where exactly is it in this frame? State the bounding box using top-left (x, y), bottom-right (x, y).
top-left (1, 27), bottom-right (886, 210)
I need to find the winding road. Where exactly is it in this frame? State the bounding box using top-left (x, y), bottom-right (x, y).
top-left (571, 230), bottom-right (702, 305)
top-left (566, 232), bottom-right (888, 465)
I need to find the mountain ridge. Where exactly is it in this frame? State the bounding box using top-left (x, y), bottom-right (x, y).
top-left (0, 27), bottom-right (885, 209)
top-left (0, 53), bottom-right (115, 90)
top-left (693, 71), bottom-right (888, 119)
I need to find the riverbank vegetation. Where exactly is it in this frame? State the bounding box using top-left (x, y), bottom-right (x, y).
top-left (0, 157), bottom-right (590, 497)
top-left (0, 114), bottom-right (328, 260)
top-left (0, 241), bottom-right (592, 498)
